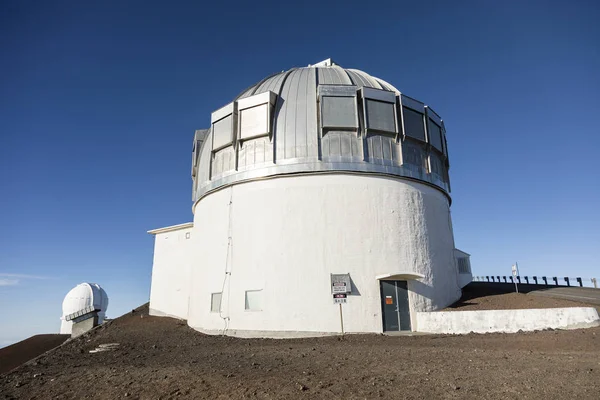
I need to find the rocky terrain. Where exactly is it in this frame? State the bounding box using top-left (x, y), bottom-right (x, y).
top-left (1, 292), bottom-right (599, 399)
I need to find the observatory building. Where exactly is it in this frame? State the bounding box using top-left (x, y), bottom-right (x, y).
top-left (148, 59), bottom-right (472, 336)
top-left (60, 283), bottom-right (109, 337)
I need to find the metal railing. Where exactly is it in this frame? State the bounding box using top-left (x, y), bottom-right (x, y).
top-left (472, 275), bottom-right (598, 288)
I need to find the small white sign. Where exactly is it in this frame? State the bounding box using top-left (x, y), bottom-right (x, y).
top-left (333, 293), bottom-right (347, 304)
top-left (332, 282), bottom-right (347, 293)
top-left (511, 265), bottom-right (518, 277)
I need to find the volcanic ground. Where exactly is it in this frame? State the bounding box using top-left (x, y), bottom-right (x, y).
top-left (1, 290), bottom-right (599, 399)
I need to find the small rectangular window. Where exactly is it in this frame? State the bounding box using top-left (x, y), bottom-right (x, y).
top-left (457, 258), bottom-right (471, 274)
top-left (210, 292), bottom-right (222, 313)
top-left (245, 290), bottom-right (263, 311)
top-left (428, 119), bottom-right (443, 152)
top-left (403, 107), bottom-right (426, 141)
top-left (365, 99), bottom-right (396, 133)
top-left (322, 96), bottom-right (357, 129)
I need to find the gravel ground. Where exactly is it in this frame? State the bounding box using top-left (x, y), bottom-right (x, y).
top-left (444, 282), bottom-right (600, 312)
top-left (1, 300), bottom-right (599, 400)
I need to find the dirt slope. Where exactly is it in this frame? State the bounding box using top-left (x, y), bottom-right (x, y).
top-left (0, 335), bottom-right (69, 375)
top-left (1, 303), bottom-right (599, 399)
top-left (445, 282), bottom-right (600, 312)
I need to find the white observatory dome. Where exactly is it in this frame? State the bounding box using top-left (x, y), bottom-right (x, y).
top-left (60, 283), bottom-right (109, 334)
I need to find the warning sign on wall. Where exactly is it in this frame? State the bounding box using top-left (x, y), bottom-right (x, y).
top-left (331, 274), bottom-right (351, 294)
top-left (333, 293), bottom-right (347, 304)
top-left (385, 296), bottom-right (393, 305)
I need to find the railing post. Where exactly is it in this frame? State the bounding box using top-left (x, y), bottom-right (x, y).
top-left (497, 276), bottom-right (501, 283)
top-left (542, 276), bottom-right (547, 286)
top-left (533, 276), bottom-right (538, 285)
top-left (503, 276), bottom-right (507, 283)
top-left (524, 276), bottom-right (529, 284)
top-left (564, 277), bottom-right (570, 287)
top-left (576, 277), bottom-right (583, 287)
top-left (593, 278), bottom-right (598, 288)
top-left (486, 276), bottom-right (490, 282)
top-left (517, 276), bottom-right (521, 284)
top-left (553, 277), bottom-right (558, 286)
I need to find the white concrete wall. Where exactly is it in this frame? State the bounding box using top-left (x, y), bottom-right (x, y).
top-left (416, 307), bottom-right (600, 334)
top-left (187, 174), bottom-right (461, 336)
top-left (458, 273), bottom-right (472, 288)
top-left (149, 226), bottom-right (194, 320)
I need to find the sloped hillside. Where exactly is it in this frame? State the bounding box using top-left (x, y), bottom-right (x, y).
top-left (0, 334), bottom-right (69, 375)
top-left (1, 303), bottom-right (599, 399)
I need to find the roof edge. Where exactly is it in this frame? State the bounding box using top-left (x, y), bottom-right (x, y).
top-left (147, 222), bottom-right (194, 235)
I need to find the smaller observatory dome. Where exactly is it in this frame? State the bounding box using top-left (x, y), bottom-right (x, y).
top-left (60, 283), bottom-right (109, 334)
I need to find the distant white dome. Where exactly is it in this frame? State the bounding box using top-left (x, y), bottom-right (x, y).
top-left (61, 283), bottom-right (109, 318)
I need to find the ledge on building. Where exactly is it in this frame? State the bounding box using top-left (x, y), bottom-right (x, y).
top-left (147, 222), bottom-right (194, 235)
top-left (376, 272), bottom-right (425, 281)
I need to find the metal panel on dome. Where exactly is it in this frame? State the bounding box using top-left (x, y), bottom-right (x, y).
top-left (251, 72), bottom-right (288, 98)
top-left (192, 129), bottom-right (209, 178)
top-left (429, 151), bottom-right (445, 181)
top-left (346, 69), bottom-right (383, 89)
top-left (317, 66), bottom-right (353, 85)
top-left (193, 62), bottom-right (453, 202)
top-left (402, 139), bottom-right (428, 170)
top-left (211, 147), bottom-right (235, 178)
top-left (362, 87), bottom-right (396, 103)
top-left (238, 136), bottom-right (273, 169)
top-left (401, 95), bottom-right (425, 113)
top-left (274, 68), bottom-right (318, 160)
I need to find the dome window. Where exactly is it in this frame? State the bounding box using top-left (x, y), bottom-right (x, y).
top-left (402, 107), bottom-right (426, 142)
top-left (426, 107), bottom-right (444, 153)
top-left (360, 87), bottom-right (398, 137)
top-left (237, 91), bottom-right (277, 141)
top-left (211, 103), bottom-right (237, 151)
top-left (318, 85), bottom-right (359, 134)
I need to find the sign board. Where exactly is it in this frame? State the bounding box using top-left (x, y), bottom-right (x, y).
top-left (331, 273), bottom-right (351, 294)
top-left (511, 264), bottom-right (518, 277)
top-left (333, 293), bottom-right (347, 304)
top-left (385, 296), bottom-right (393, 305)
top-left (332, 282), bottom-right (347, 293)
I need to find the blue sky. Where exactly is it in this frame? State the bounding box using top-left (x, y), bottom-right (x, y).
top-left (1, 0), bottom-right (598, 346)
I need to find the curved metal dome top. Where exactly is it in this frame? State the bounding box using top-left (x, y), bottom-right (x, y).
top-left (235, 58), bottom-right (401, 101)
top-left (62, 282), bottom-right (109, 318)
top-left (191, 58), bottom-right (450, 205)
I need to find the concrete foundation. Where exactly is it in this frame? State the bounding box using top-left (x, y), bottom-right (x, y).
top-left (416, 307), bottom-right (600, 334)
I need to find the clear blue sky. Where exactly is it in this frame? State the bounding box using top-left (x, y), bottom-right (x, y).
top-left (1, 0), bottom-right (598, 346)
